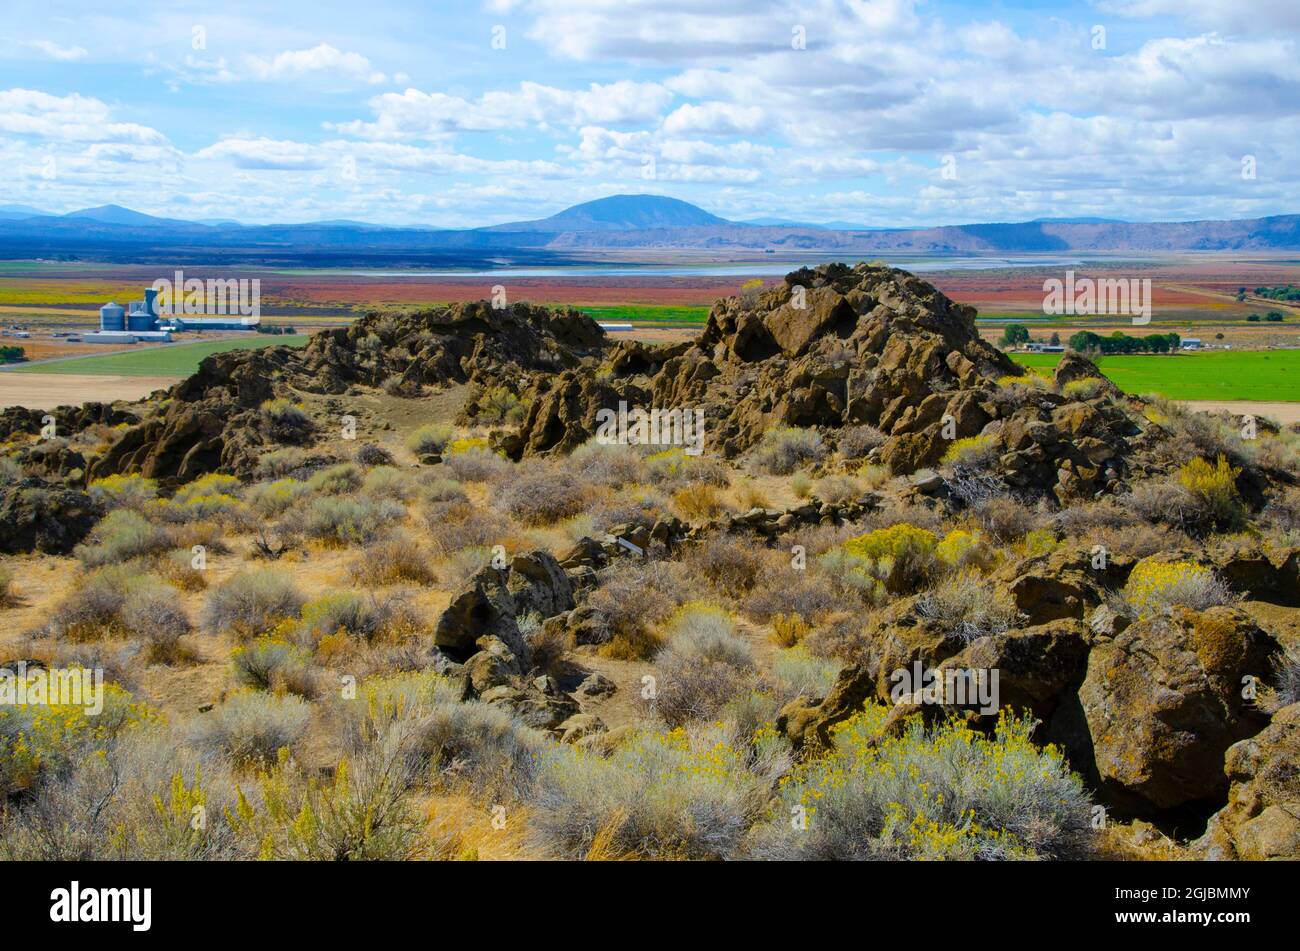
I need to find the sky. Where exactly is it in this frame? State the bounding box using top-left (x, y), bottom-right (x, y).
top-left (0, 0), bottom-right (1297, 228)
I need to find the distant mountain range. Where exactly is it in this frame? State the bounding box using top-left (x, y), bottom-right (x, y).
top-left (2, 194), bottom-right (1299, 265)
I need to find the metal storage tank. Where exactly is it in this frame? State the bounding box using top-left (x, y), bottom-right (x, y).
top-left (99, 302), bottom-right (126, 331)
top-left (127, 303), bottom-right (156, 332)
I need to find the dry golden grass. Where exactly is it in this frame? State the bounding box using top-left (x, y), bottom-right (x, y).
top-left (770, 612), bottom-right (812, 648)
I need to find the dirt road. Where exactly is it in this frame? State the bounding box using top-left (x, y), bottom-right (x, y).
top-left (0, 372), bottom-right (177, 410)
top-left (1180, 400), bottom-right (1300, 424)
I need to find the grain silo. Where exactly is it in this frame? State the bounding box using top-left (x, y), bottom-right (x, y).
top-left (99, 302), bottom-right (126, 331)
top-left (127, 301), bottom-right (155, 332)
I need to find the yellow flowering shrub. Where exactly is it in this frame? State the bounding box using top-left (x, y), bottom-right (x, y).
top-left (248, 478), bottom-right (310, 516)
top-left (996, 373), bottom-right (1050, 390)
top-left (839, 523), bottom-right (939, 593)
top-left (1177, 454), bottom-right (1244, 528)
top-left (108, 768), bottom-right (213, 860)
top-left (1142, 405), bottom-right (1170, 426)
top-left (753, 707), bottom-right (1092, 860)
top-left (1016, 528), bottom-right (1058, 558)
top-left (259, 398), bottom-right (309, 428)
top-left (173, 472), bottom-right (242, 502)
top-left (447, 437), bottom-right (490, 454)
top-left (0, 681), bottom-right (158, 796)
top-left (844, 523), bottom-right (938, 561)
top-left (1122, 558), bottom-right (1232, 618)
top-left (936, 528), bottom-right (995, 571)
top-left (940, 434), bottom-right (997, 468)
top-left (771, 612), bottom-right (812, 648)
top-left (87, 472), bottom-right (158, 509)
top-left (1062, 377), bottom-right (1105, 399)
top-left (227, 749), bottom-right (440, 860)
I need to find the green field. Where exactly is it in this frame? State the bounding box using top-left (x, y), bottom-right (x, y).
top-left (9, 335), bottom-right (308, 377)
top-left (1012, 349), bottom-right (1300, 401)
top-left (580, 304), bottom-right (710, 324)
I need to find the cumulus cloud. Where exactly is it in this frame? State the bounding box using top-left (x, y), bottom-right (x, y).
top-left (241, 44), bottom-right (388, 84)
top-left (193, 137), bottom-right (328, 170)
top-left (331, 80), bottom-right (674, 139)
top-left (0, 89), bottom-right (166, 144)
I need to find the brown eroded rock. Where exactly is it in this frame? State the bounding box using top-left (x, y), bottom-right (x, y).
top-left (1075, 605), bottom-right (1277, 813)
top-left (1196, 702), bottom-right (1300, 859)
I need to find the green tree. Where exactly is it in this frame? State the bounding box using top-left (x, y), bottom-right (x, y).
top-left (1000, 324), bottom-right (1030, 347)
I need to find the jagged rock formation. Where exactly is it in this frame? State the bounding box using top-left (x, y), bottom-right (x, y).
top-left (508, 263), bottom-right (1012, 462)
top-left (85, 301), bottom-right (607, 485)
top-left (1073, 605), bottom-right (1275, 813)
top-left (501, 262), bottom-right (1156, 502)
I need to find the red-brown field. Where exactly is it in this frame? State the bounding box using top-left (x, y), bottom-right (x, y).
top-left (5, 254), bottom-right (1300, 340)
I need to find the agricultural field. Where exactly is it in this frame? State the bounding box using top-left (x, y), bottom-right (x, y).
top-left (1012, 349), bottom-right (1300, 402)
top-left (578, 304), bottom-right (710, 324)
top-left (6, 334), bottom-right (308, 378)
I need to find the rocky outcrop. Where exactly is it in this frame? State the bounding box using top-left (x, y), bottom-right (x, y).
top-left (0, 478), bottom-right (99, 555)
top-left (487, 263), bottom-right (1161, 503)
top-left (88, 301), bottom-right (609, 484)
top-left (1073, 606), bottom-right (1276, 813)
top-left (998, 547), bottom-right (1133, 625)
top-left (0, 402), bottom-right (137, 443)
top-left (433, 550), bottom-right (576, 667)
top-left (1054, 351), bottom-right (1124, 399)
top-left (1197, 702), bottom-right (1300, 859)
top-left (440, 549), bottom-right (591, 736)
top-left (506, 263), bottom-right (1016, 470)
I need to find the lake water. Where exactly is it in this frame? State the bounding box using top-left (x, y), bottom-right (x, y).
top-left (333, 254), bottom-right (1152, 279)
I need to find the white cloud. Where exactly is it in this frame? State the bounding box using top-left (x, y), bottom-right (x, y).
top-left (662, 102), bottom-right (766, 136)
top-left (331, 80), bottom-right (674, 140)
top-left (1097, 0), bottom-right (1300, 33)
top-left (193, 137), bottom-right (328, 170)
top-left (29, 40), bottom-right (87, 62)
top-left (242, 44), bottom-right (388, 84)
top-left (0, 89), bottom-right (166, 144)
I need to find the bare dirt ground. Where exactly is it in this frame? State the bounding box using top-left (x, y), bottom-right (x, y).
top-left (1180, 400), bottom-right (1300, 425)
top-left (0, 372), bottom-right (178, 409)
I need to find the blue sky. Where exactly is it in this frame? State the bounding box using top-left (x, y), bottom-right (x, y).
top-left (1, 0), bottom-right (1297, 227)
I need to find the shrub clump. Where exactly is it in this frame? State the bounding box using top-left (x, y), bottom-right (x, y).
top-left (750, 426), bottom-right (827, 475)
top-left (749, 707), bottom-right (1093, 860)
top-left (349, 530), bottom-right (435, 585)
top-left (1062, 377), bottom-right (1105, 400)
top-left (495, 465), bottom-right (588, 526)
top-left (203, 570), bottom-right (305, 639)
top-left (306, 462), bottom-right (364, 496)
top-left (248, 478), bottom-right (311, 517)
top-left (841, 523), bottom-right (939, 593)
top-left (941, 433), bottom-right (999, 470)
top-left (915, 570), bottom-right (1020, 644)
top-left (1177, 454), bottom-right (1245, 530)
top-left (87, 473), bottom-right (158, 510)
top-left (122, 581), bottom-right (194, 662)
top-left (303, 496), bottom-right (402, 547)
top-left (74, 509), bottom-right (172, 568)
top-left (189, 691), bottom-right (311, 767)
top-left (649, 603), bottom-right (755, 726)
top-left (530, 723), bottom-right (785, 860)
top-left (405, 423), bottom-right (453, 457)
